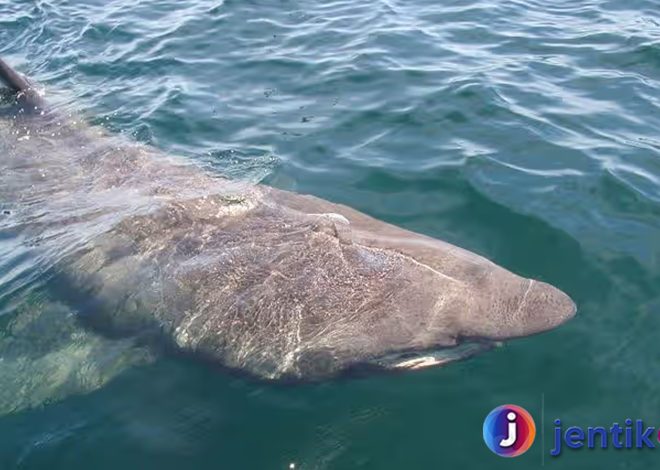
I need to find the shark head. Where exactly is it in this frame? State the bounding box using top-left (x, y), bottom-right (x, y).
top-left (263, 188), bottom-right (577, 377)
top-left (345, 235), bottom-right (576, 374)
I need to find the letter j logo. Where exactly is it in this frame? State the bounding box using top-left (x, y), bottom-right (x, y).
top-left (483, 404), bottom-right (536, 457)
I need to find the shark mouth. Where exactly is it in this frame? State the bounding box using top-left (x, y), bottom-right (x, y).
top-left (372, 341), bottom-right (498, 371)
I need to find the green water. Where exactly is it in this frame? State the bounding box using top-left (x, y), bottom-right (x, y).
top-left (1, 0), bottom-right (660, 468)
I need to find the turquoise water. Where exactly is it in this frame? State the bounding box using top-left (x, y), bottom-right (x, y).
top-left (1, 0), bottom-right (660, 468)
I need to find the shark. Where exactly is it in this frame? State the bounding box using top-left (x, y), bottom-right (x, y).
top-left (0, 57), bottom-right (575, 401)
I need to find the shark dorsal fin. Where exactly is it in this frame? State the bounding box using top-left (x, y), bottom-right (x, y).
top-left (0, 58), bottom-right (32, 93)
top-left (0, 57), bottom-right (46, 113)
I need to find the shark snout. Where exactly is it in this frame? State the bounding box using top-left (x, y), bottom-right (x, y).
top-left (516, 280), bottom-right (576, 336)
top-left (457, 274), bottom-right (576, 342)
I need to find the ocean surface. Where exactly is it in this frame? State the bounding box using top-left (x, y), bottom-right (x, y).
top-left (1, 0), bottom-right (659, 468)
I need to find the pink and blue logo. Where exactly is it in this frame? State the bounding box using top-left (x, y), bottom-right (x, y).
top-left (483, 404), bottom-right (536, 457)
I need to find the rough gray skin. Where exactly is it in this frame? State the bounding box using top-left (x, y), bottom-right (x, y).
top-left (0, 58), bottom-right (576, 381)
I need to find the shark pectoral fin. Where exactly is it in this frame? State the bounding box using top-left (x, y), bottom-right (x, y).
top-left (0, 293), bottom-right (155, 416)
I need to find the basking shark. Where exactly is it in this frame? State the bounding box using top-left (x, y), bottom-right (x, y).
top-left (0, 57), bottom-right (576, 387)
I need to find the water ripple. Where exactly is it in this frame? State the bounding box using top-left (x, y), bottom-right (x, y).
top-left (1, 0), bottom-right (660, 467)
